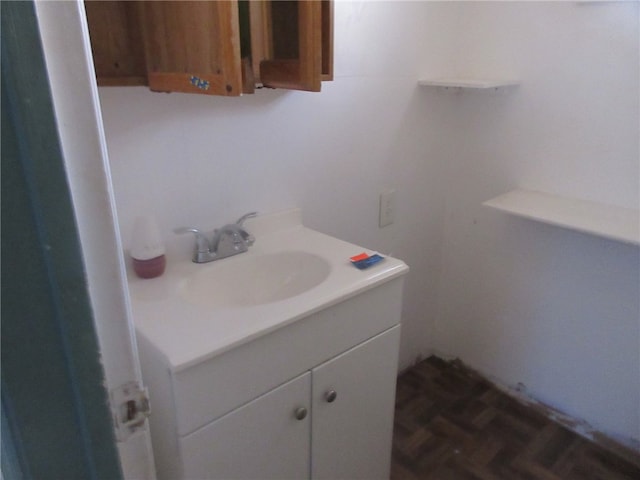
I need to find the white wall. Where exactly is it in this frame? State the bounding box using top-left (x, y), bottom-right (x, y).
top-left (432, 1), bottom-right (640, 447)
top-left (99, 1), bottom-right (458, 371)
top-left (99, 0), bottom-right (639, 448)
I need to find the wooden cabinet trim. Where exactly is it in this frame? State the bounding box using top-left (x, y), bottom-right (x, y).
top-left (321, 0), bottom-right (334, 81)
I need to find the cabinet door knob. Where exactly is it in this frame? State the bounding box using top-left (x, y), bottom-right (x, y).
top-left (294, 407), bottom-right (308, 420)
top-left (325, 390), bottom-right (337, 403)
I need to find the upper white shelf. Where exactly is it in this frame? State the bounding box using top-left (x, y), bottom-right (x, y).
top-left (418, 78), bottom-right (520, 89)
top-left (483, 189), bottom-right (640, 246)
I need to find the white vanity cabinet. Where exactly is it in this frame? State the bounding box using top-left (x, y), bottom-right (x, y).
top-left (130, 209), bottom-right (409, 480)
top-left (137, 278), bottom-right (405, 480)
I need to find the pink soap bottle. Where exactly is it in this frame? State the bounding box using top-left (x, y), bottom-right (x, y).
top-left (130, 216), bottom-right (166, 279)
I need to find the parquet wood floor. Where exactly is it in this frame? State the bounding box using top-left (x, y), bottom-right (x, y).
top-left (391, 356), bottom-right (640, 480)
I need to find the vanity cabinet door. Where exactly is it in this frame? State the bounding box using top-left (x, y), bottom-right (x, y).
top-left (180, 372), bottom-right (311, 479)
top-left (311, 326), bottom-right (401, 480)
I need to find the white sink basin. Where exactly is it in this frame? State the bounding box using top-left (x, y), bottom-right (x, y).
top-left (178, 251), bottom-right (331, 308)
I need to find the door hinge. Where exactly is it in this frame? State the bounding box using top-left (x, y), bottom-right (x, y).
top-left (110, 381), bottom-right (151, 442)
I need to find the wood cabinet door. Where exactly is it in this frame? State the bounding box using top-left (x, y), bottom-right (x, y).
top-left (180, 372), bottom-right (311, 480)
top-left (84, 1), bottom-right (148, 86)
top-left (311, 326), bottom-right (401, 480)
top-left (320, 0), bottom-right (334, 81)
top-left (138, 1), bottom-right (243, 96)
top-left (259, 0), bottom-right (323, 92)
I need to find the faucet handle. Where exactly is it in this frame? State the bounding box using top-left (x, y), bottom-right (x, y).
top-left (173, 227), bottom-right (210, 253)
top-left (236, 212), bottom-right (258, 226)
top-left (242, 231), bottom-right (256, 247)
top-left (234, 212), bottom-right (257, 246)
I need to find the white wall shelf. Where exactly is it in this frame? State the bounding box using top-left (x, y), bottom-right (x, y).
top-left (418, 78), bottom-right (520, 89)
top-left (483, 189), bottom-right (640, 246)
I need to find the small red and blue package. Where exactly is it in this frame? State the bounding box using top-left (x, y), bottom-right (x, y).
top-left (350, 252), bottom-right (384, 269)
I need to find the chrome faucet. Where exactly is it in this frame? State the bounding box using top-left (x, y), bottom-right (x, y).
top-left (174, 212), bottom-right (257, 263)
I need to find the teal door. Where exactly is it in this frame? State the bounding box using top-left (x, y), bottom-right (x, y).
top-left (1, 2), bottom-right (122, 478)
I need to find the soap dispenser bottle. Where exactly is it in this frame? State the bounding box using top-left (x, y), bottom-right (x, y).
top-left (130, 215), bottom-right (166, 279)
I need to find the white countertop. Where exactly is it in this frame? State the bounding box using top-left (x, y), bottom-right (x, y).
top-left (128, 209), bottom-right (409, 371)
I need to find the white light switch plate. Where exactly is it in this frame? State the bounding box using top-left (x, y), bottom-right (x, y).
top-left (379, 189), bottom-right (396, 227)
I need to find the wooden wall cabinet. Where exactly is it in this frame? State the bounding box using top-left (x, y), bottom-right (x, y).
top-left (84, 0), bottom-right (333, 96)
